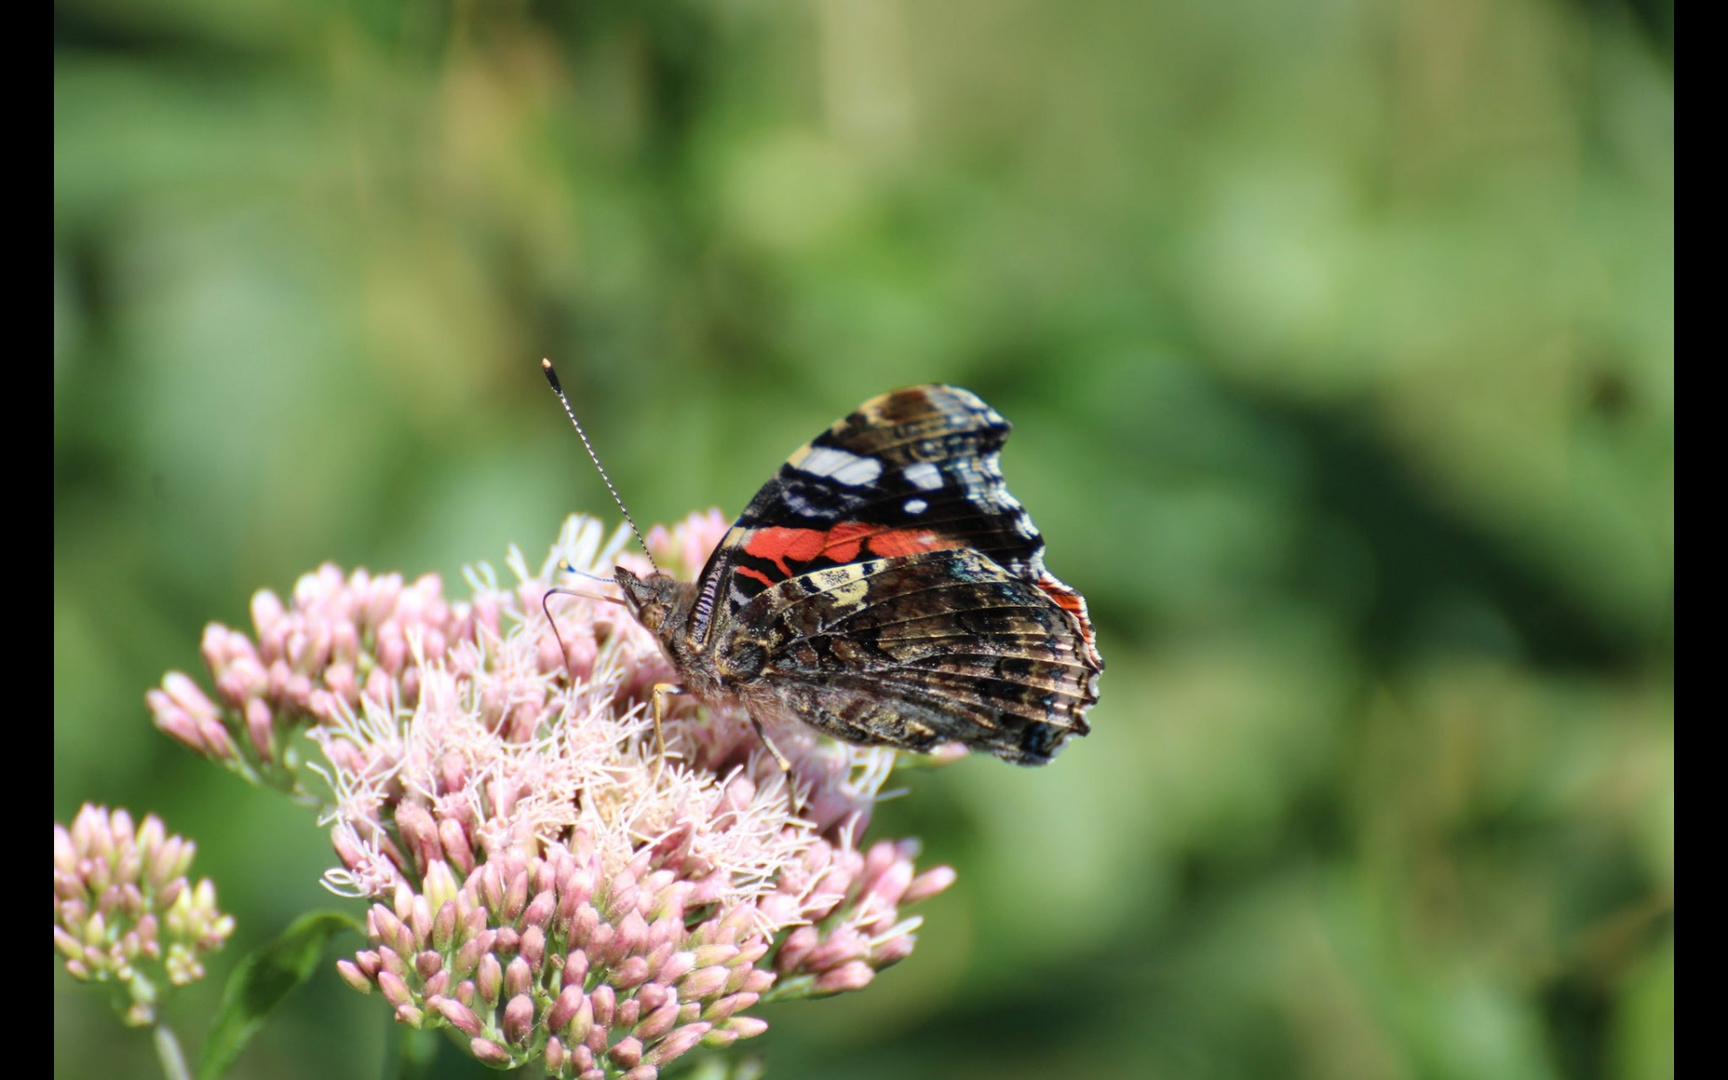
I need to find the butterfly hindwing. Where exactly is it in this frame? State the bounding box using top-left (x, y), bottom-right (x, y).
top-left (715, 549), bottom-right (1097, 764)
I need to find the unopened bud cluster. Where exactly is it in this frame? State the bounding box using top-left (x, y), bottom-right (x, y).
top-left (150, 513), bottom-right (957, 1076)
top-left (53, 805), bottom-right (234, 1026)
top-left (338, 846), bottom-right (774, 1077)
top-left (147, 556), bottom-right (470, 787)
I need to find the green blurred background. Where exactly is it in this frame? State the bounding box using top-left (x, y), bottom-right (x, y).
top-left (55, 0), bottom-right (1672, 1077)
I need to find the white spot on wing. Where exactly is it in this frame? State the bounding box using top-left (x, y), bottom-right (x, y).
top-left (904, 498), bottom-right (928, 514)
top-left (799, 445), bottom-right (883, 486)
top-left (903, 462), bottom-right (943, 491)
top-left (811, 564), bottom-right (871, 608)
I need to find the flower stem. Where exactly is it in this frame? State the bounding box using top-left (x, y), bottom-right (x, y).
top-left (153, 1024), bottom-right (192, 1080)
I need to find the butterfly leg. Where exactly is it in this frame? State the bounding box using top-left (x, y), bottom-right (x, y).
top-left (650, 683), bottom-right (685, 782)
top-left (748, 716), bottom-right (793, 774)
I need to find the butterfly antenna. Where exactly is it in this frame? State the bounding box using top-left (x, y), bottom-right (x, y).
top-left (541, 359), bottom-right (660, 574)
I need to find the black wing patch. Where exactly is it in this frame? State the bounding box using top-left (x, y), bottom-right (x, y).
top-left (687, 385), bottom-right (1062, 641)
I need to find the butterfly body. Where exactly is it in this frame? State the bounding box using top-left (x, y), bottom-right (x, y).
top-left (617, 385), bottom-right (1102, 766)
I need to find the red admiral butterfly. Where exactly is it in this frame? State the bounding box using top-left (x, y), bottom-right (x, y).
top-left (544, 362), bottom-right (1102, 767)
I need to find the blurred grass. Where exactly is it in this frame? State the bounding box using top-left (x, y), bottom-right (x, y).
top-left (55, 0), bottom-right (1671, 1077)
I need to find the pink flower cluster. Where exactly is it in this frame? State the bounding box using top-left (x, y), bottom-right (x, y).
top-left (147, 556), bottom-right (474, 787)
top-left (148, 512), bottom-right (957, 1077)
top-left (53, 805), bottom-right (234, 1026)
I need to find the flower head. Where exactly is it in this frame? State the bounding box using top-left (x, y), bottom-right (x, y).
top-left (154, 512), bottom-right (956, 1076)
top-left (53, 804), bottom-right (234, 1026)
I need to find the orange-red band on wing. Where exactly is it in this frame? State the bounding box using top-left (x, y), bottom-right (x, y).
top-left (1037, 573), bottom-right (1097, 647)
top-left (740, 522), bottom-right (959, 579)
top-left (734, 565), bottom-right (776, 588)
top-left (742, 527), bottom-right (832, 576)
top-left (864, 527), bottom-right (951, 558)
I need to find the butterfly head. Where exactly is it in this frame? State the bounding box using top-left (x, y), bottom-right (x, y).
top-left (614, 567), bottom-right (689, 636)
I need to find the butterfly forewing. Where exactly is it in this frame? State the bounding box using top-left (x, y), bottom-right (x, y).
top-left (686, 386), bottom-right (1066, 640)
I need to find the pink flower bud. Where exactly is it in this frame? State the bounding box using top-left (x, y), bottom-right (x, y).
top-left (814, 961), bottom-right (875, 995)
top-left (353, 951), bottom-right (382, 979)
top-left (616, 909), bottom-right (650, 953)
top-left (433, 996), bottom-right (484, 1037)
top-left (547, 985), bottom-right (585, 1034)
top-left (326, 662), bottom-right (359, 704)
top-left (521, 925), bottom-right (546, 971)
top-left (866, 857), bottom-right (914, 909)
top-left (147, 694), bottom-right (205, 754)
top-left (614, 955), bottom-right (651, 988)
top-left (692, 943), bottom-right (739, 968)
top-left (727, 1016), bottom-right (769, 1039)
top-left (680, 965), bottom-right (730, 1000)
top-left (523, 890), bottom-right (555, 928)
top-left (901, 865), bottom-right (958, 906)
top-left (364, 667), bottom-right (393, 708)
top-left (801, 928), bottom-right (867, 974)
top-left (646, 1022), bottom-right (712, 1065)
top-left (442, 822), bottom-right (483, 881)
top-left (415, 951), bottom-right (443, 979)
top-left (756, 891), bottom-right (802, 927)
top-left (504, 956), bottom-right (532, 1001)
top-left (453, 937), bottom-right (484, 980)
top-left (741, 969), bottom-right (775, 995)
top-left (608, 1037), bottom-right (643, 1068)
top-left (377, 970), bottom-right (413, 1009)
top-left (589, 922), bottom-right (619, 966)
top-left (409, 895), bottom-right (433, 945)
top-left (590, 984), bottom-right (615, 1026)
top-left (571, 903), bottom-right (601, 948)
top-left (871, 932), bottom-right (916, 967)
top-left (248, 590), bottom-right (281, 639)
top-left (643, 940), bottom-right (675, 978)
top-left (562, 950), bottom-right (590, 989)
top-left (702, 992), bottom-right (759, 1022)
top-left (635, 997), bottom-right (682, 1042)
top-left (336, 960), bottom-right (373, 993)
top-left (377, 947), bottom-right (410, 981)
top-left (200, 718), bottom-right (238, 760)
top-left (503, 994), bottom-right (535, 1045)
top-left (477, 953), bottom-right (503, 1006)
top-left (776, 925), bottom-right (819, 973)
top-left (658, 950), bottom-right (697, 984)
top-left (163, 673), bottom-right (219, 725)
top-left (433, 901), bottom-right (458, 952)
top-left (461, 906), bottom-right (489, 947)
top-left (394, 803), bottom-right (440, 877)
top-left (369, 904), bottom-right (401, 945)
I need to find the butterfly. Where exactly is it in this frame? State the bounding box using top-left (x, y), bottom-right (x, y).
top-left (544, 364), bottom-right (1102, 767)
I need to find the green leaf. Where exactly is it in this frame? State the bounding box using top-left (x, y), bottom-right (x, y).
top-left (197, 911), bottom-right (362, 1080)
